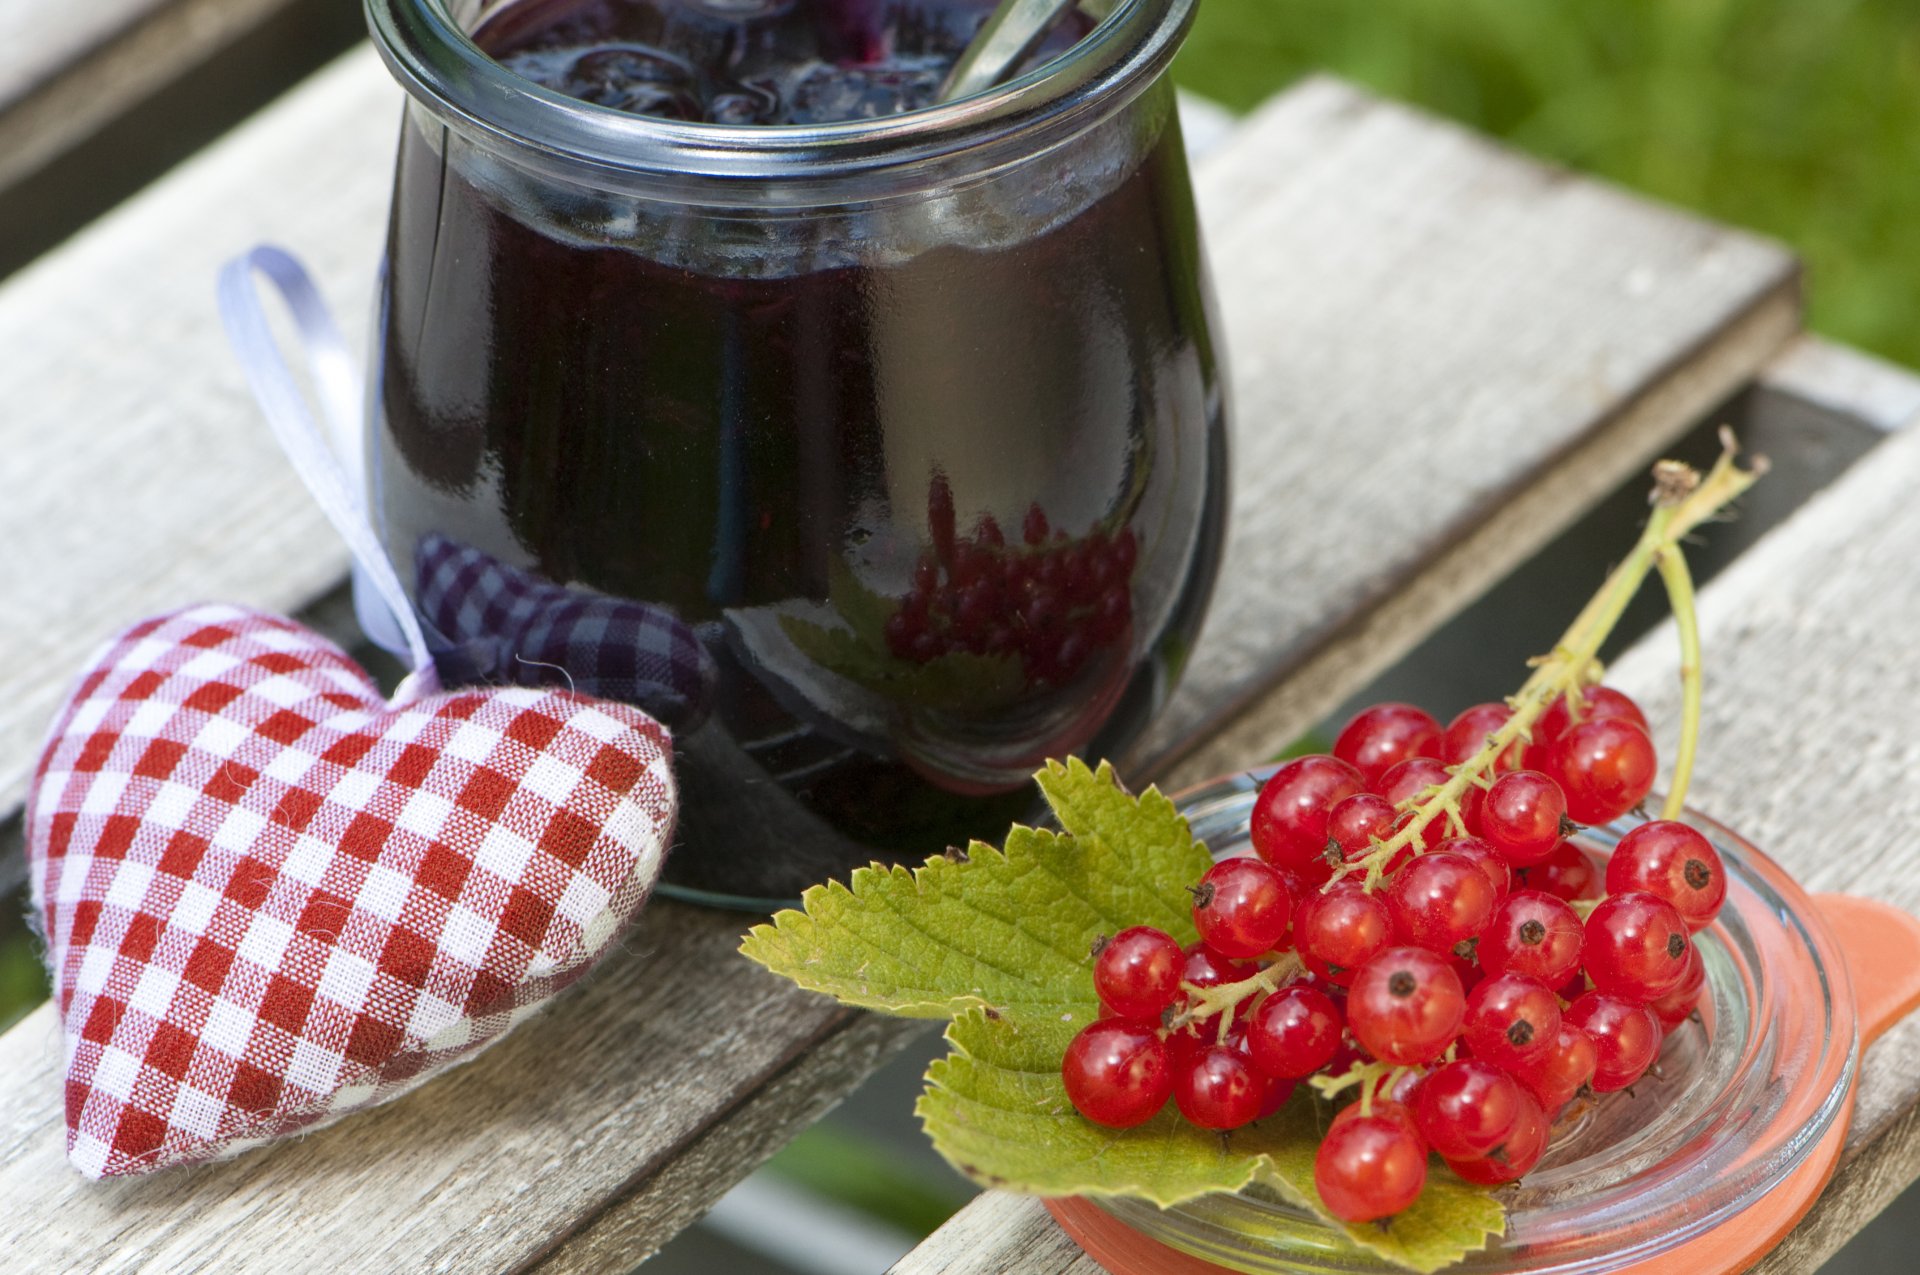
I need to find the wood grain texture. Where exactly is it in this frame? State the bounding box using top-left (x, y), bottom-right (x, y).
top-left (0, 0), bottom-right (169, 106)
top-left (1756, 333), bottom-right (1920, 435)
top-left (0, 0), bottom-right (311, 195)
top-left (0, 56), bottom-right (1805, 1275)
top-left (0, 51), bottom-right (391, 820)
top-left (1136, 76), bottom-right (1799, 788)
top-left (888, 1193), bottom-right (1097, 1275)
top-left (1605, 418), bottom-right (1920, 1275)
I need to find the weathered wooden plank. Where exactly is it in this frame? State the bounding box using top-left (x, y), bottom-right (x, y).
top-left (0, 52), bottom-right (388, 820)
top-left (0, 0), bottom-right (312, 199)
top-left (895, 394), bottom-right (1920, 1275)
top-left (1141, 76), bottom-right (1799, 790)
top-left (1753, 333), bottom-right (1920, 436)
top-left (0, 54), bottom-right (1800, 1275)
top-left (1604, 419), bottom-right (1920, 1275)
top-left (888, 1193), bottom-right (1093, 1275)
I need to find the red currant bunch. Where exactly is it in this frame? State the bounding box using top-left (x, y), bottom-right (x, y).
top-left (1059, 682), bottom-right (1732, 1225)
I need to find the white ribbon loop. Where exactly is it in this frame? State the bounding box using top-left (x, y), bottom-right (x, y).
top-left (216, 245), bottom-right (439, 704)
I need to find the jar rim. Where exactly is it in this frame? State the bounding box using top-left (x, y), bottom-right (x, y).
top-left (363, 0), bottom-right (1194, 188)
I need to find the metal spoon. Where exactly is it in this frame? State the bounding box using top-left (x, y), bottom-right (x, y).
top-left (937, 0), bottom-right (1083, 103)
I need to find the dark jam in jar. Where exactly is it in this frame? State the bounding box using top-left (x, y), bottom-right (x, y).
top-left (373, 0), bottom-right (1228, 902)
top-left (478, 0), bottom-right (1092, 124)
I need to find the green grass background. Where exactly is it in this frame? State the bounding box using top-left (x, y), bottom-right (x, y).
top-left (1173, 0), bottom-right (1920, 367)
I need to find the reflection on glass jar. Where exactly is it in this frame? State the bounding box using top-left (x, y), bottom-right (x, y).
top-left (365, 0), bottom-right (1229, 904)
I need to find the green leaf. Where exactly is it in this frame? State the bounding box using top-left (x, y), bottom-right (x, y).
top-left (919, 1009), bottom-right (1504, 1273)
top-left (739, 759), bottom-right (1211, 1020)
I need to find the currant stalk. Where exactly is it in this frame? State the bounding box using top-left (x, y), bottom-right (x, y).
top-left (1332, 435), bottom-right (1765, 891)
top-left (1654, 528), bottom-right (1702, 822)
top-left (1308, 1058), bottom-right (1412, 1114)
top-left (1172, 952), bottom-right (1305, 1042)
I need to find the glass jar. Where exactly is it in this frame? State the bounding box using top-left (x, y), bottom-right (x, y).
top-left (363, 0), bottom-right (1229, 906)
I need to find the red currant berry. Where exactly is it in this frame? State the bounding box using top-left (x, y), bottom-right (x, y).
top-left (1378, 757), bottom-right (1461, 850)
top-left (1334, 703), bottom-right (1442, 789)
top-left (1480, 771), bottom-right (1568, 866)
top-left (1348, 947), bottom-right (1467, 1065)
top-left (1315, 1112), bottom-right (1428, 1222)
top-left (1557, 685), bottom-right (1649, 733)
top-left (1327, 793), bottom-right (1397, 865)
top-left (1564, 993), bottom-right (1662, 1091)
top-left (1508, 1024), bottom-right (1599, 1111)
top-left (1173, 1043), bottom-right (1270, 1130)
top-left (1584, 891), bottom-right (1691, 1002)
top-left (1385, 1066), bottom-right (1429, 1113)
top-left (1062, 1019), bottom-right (1173, 1128)
top-left (1181, 943), bottom-right (1253, 990)
top-left (1649, 945), bottom-right (1707, 1028)
top-left (1330, 1096), bottom-right (1426, 1149)
top-left (1295, 886), bottom-right (1393, 988)
top-left (1607, 821), bottom-right (1727, 932)
top-left (1439, 836), bottom-right (1511, 899)
top-left (1446, 947), bottom-right (1485, 998)
top-left (1251, 756), bottom-right (1365, 875)
top-left (1446, 1090), bottom-right (1547, 1185)
top-left (1549, 718), bottom-right (1657, 825)
top-left (1377, 756), bottom-right (1446, 807)
top-left (1527, 686), bottom-right (1650, 769)
top-left (1258, 1077), bottom-right (1297, 1119)
top-left (1246, 984), bottom-right (1343, 1079)
top-left (1464, 973), bottom-right (1561, 1069)
top-left (1480, 891), bottom-right (1584, 984)
top-left (1554, 968), bottom-right (1590, 1002)
top-left (1413, 1059), bottom-right (1523, 1161)
top-left (1387, 851), bottom-right (1498, 953)
top-left (1092, 926), bottom-right (1184, 1021)
top-left (1441, 702), bottom-right (1526, 771)
top-left (1522, 840), bottom-right (1604, 901)
top-left (1192, 858), bottom-right (1293, 958)
top-left (1168, 1019), bottom-right (1258, 1075)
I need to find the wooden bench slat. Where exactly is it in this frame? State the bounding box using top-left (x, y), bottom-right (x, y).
top-left (1604, 416), bottom-right (1920, 1274)
top-left (0, 0), bottom-right (310, 200)
top-left (1140, 75), bottom-right (1798, 790)
top-left (897, 373), bottom-right (1920, 1275)
top-left (1753, 332), bottom-right (1920, 436)
top-left (888, 1193), bottom-right (1089, 1274)
top-left (0, 52), bottom-right (389, 821)
top-left (0, 52), bottom-right (1799, 1274)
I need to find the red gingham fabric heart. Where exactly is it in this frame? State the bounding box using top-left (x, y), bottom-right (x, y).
top-left (25, 603), bottom-right (675, 1178)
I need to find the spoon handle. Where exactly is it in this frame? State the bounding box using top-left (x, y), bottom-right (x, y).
top-left (938, 0), bottom-right (1081, 103)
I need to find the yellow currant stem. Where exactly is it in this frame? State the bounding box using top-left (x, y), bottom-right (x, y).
top-left (1328, 436), bottom-right (1764, 892)
top-left (1570, 897), bottom-right (1602, 921)
top-left (1655, 541), bottom-right (1703, 820)
top-left (1169, 952), bottom-right (1304, 1036)
top-left (1308, 1059), bottom-right (1395, 1106)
